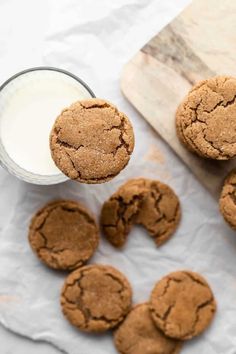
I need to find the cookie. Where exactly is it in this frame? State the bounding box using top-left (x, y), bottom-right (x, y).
top-left (219, 169), bottom-right (236, 229)
top-left (29, 200), bottom-right (99, 270)
top-left (50, 99), bottom-right (134, 183)
top-left (114, 303), bottom-right (182, 354)
top-left (176, 76), bottom-right (236, 159)
top-left (101, 178), bottom-right (181, 247)
top-left (150, 271), bottom-right (216, 340)
top-left (61, 264), bottom-right (132, 332)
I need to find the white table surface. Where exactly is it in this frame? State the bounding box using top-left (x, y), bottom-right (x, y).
top-left (0, 324), bottom-right (61, 354)
top-left (0, 1), bottom-right (190, 353)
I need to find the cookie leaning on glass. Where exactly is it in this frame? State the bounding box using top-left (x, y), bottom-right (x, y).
top-left (50, 98), bottom-right (135, 183)
top-left (176, 76), bottom-right (236, 160)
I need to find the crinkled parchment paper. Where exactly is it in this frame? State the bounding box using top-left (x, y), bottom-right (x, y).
top-left (1, 0), bottom-right (236, 353)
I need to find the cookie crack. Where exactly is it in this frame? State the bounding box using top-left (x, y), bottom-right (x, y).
top-left (63, 268), bottom-right (127, 328)
top-left (163, 301), bottom-right (176, 324)
top-left (156, 277), bottom-right (182, 299)
top-left (185, 297), bottom-right (215, 338)
top-left (105, 272), bottom-right (125, 289)
top-left (182, 271), bottom-right (207, 287)
top-left (187, 94), bottom-right (236, 157)
top-left (203, 99), bottom-right (224, 114)
top-left (229, 191), bottom-right (236, 205)
top-left (103, 194), bottom-right (144, 229)
top-left (61, 205), bottom-right (95, 225)
top-left (117, 117), bottom-right (131, 155)
top-left (62, 269), bottom-right (91, 328)
top-left (152, 300), bottom-right (176, 324)
top-left (39, 245), bottom-right (85, 262)
top-left (80, 101), bottom-right (113, 110)
top-left (148, 189), bottom-right (179, 240)
top-left (64, 151), bottom-right (81, 179)
top-left (56, 138), bottom-right (84, 151)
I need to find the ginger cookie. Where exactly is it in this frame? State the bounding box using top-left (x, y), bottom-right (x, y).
top-left (29, 200), bottom-right (99, 270)
top-left (114, 303), bottom-right (182, 354)
top-left (101, 178), bottom-right (181, 247)
top-left (61, 264), bottom-right (132, 332)
top-left (50, 99), bottom-right (134, 183)
top-left (219, 169), bottom-right (236, 229)
top-left (150, 271), bottom-right (216, 340)
top-left (176, 76), bottom-right (236, 160)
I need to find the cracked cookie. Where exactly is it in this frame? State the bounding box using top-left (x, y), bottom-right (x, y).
top-left (176, 76), bottom-right (236, 159)
top-left (29, 200), bottom-right (99, 270)
top-left (150, 271), bottom-right (216, 340)
top-left (61, 264), bottom-right (132, 332)
top-left (101, 178), bottom-right (181, 247)
top-left (50, 98), bottom-right (134, 183)
top-left (114, 303), bottom-right (182, 354)
top-left (219, 169), bottom-right (236, 229)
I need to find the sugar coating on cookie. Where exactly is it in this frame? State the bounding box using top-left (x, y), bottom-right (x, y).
top-left (176, 76), bottom-right (236, 160)
top-left (114, 303), bottom-right (182, 354)
top-left (150, 271), bottom-right (216, 340)
top-left (50, 99), bottom-right (134, 183)
top-left (29, 200), bottom-right (99, 270)
top-left (219, 169), bottom-right (236, 229)
top-left (101, 178), bottom-right (181, 247)
top-left (61, 264), bottom-right (132, 332)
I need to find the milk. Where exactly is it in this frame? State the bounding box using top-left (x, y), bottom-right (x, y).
top-left (0, 69), bottom-right (93, 177)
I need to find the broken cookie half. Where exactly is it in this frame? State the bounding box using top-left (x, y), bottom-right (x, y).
top-left (100, 178), bottom-right (181, 247)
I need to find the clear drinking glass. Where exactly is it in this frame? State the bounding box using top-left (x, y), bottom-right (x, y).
top-left (0, 67), bottom-right (95, 185)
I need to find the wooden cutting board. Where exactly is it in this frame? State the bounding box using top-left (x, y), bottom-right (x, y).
top-left (121, 0), bottom-right (236, 197)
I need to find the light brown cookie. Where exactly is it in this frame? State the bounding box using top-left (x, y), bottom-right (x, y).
top-left (219, 169), bottom-right (236, 229)
top-left (176, 76), bottom-right (236, 160)
top-left (50, 99), bottom-right (134, 183)
top-left (61, 264), bottom-right (132, 332)
top-left (29, 200), bottom-right (99, 270)
top-left (101, 178), bottom-right (181, 247)
top-left (114, 303), bottom-right (182, 354)
top-left (150, 271), bottom-right (216, 340)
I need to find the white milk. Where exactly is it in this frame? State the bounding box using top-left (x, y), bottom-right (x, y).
top-left (0, 69), bottom-right (93, 177)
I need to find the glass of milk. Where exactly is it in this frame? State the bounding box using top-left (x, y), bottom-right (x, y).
top-left (0, 67), bottom-right (95, 184)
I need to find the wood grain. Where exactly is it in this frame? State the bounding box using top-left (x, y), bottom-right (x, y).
top-left (121, 0), bottom-right (236, 197)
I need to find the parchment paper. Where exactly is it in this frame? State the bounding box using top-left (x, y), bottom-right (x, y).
top-left (0, 1), bottom-right (235, 353)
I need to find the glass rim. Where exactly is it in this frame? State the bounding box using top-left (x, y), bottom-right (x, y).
top-left (0, 66), bottom-right (95, 185)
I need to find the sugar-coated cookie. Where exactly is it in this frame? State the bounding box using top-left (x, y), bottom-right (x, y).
top-left (50, 99), bottom-right (134, 183)
top-left (61, 264), bottom-right (132, 332)
top-left (176, 76), bottom-right (236, 159)
top-left (29, 200), bottom-right (99, 270)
